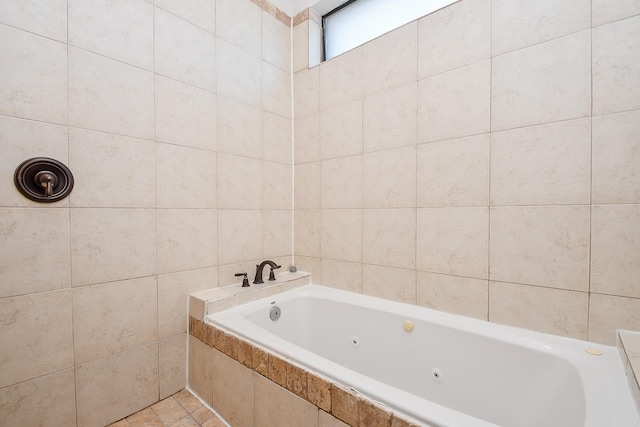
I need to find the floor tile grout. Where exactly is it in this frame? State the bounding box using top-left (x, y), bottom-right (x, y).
top-left (107, 389), bottom-right (225, 427)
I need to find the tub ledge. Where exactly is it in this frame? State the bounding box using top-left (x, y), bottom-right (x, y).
top-left (188, 271), bottom-right (311, 322)
top-left (619, 330), bottom-right (640, 412)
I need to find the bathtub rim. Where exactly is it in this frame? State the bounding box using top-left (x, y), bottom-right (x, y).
top-left (206, 283), bottom-right (640, 427)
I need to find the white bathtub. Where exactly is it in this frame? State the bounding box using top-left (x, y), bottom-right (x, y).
top-left (208, 285), bottom-right (640, 427)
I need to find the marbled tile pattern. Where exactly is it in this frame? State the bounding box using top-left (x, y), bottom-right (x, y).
top-left (189, 317), bottom-right (421, 427)
top-left (292, 0), bottom-right (640, 347)
top-left (2, 0), bottom-right (294, 424)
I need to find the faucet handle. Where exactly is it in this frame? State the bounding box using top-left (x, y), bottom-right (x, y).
top-left (235, 272), bottom-right (250, 287)
top-left (268, 264), bottom-right (281, 281)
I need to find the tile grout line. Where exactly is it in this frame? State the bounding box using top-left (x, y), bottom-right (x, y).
top-left (586, 14), bottom-right (594, 340)
top-left (487, 0), bottom-right (493, 322)
top-left (66, 1), bottom-right (80, 425)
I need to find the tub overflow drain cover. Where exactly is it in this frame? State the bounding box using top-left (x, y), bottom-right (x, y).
top-left (270, 306), bottom-right (281, 321)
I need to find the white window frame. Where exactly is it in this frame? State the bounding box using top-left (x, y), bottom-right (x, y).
top-left (322, 0), bottom-right (459, 61)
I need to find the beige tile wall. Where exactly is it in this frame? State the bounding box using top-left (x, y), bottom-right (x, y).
top-left (0, 0), bottom-right (292, 425)
top-left (1, 0), bottom-right (639, 425)
top-left (293, 0), bottom-right (640, 345)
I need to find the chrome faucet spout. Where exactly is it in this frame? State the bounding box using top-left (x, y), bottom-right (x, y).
top-left (253, 260), bottom-right (281, 284)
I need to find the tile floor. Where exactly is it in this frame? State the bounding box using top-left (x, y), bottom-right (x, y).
top-left (107, 389), bottom-right (227, 427)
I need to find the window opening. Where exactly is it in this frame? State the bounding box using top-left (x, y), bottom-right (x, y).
top-left (322, 0), bottom-right (459, 61)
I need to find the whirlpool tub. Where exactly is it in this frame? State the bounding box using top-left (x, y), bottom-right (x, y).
top-left (207, 285), bottom-right (640, 426)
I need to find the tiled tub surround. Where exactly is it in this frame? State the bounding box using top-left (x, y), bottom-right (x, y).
top-left (1, 0), bottom-right (639, 425)
top-left (292, 0), bottom-right (640, 347)
top-left (194, 284), bottom-right (640, 427)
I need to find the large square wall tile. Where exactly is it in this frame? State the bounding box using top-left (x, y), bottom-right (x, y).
top-left (217, 96), bottom-right (262, 158)
top-left (321, 156), bottom-right (362, 209)
top-left (491, 31), bottom-right (591, 131)
top-left (263, 62), bottom-right (292, 119)
top-left (363, 264), bottom-right (416, 304)
top-left (0, 369), bottom-right (76, 427)
top-left (0, 290), bottom-right (72, 388)
top-left (363, 21), bottom-right (417, 97)
top-left (155, 0), bottom-right (215, 32)
top-left (418, 0), bottom-right (490, 78)
top-left (320, 100), bottom-right (363, 160)
top-left (218, 154), bottom-right (263, 210)
top-left (76, 343), bottom-right (159, 427)
top-left (417, 134), bottom-right (490, 207)
top-left (70, 128), bottom-right (156, 208)
top-left (417, 207), bottom-right (489, 278)
top-left (294, 113), bottom-right (320, 164)
top-left (0, 0), bottom-right (67, 42)
top-left (263, 11), bottom-right (291, 72)
top-left (592, 110), bottom-right (640, 204)
top-left (294, 67), bottom-right (319, 117)
top-left (492, 0), bottom-right (590, 56)
top-left (294, 210), bottom-right (321, 258)
top-left (489, 282), bottom-right (588, 339)
top-left (592, 15), bottom-right (640, 115)
top-left (69, 47), bottom-right (153, 139)
top-left (263, 112), bottom-right (292, 163)
top-left (490, 119), bottom-right (591, 206)
top-left (156, 143), bottom-right (216, 209)
top-left (321, 209), bottom-right (362, 263)
top-left (218, 210), bottom-right (263, 265)
top-left (418, 60), bottom-right (490, 143)
top-left (363, 83), bottom-right (417, 153)
top-left (592, 0), bottom-right (640, 26)
top-left (295, 162), bottom-right (320, 210)
top-left (188, 336), bottom-right (213, 406)
top-left (263, 210), bottom-right (293, 258)
top-left (157, 209), bottom-right (217, 274)
top-left (263, 161), bottom-right (292, 210)
top-left (363, 209), bottom-right (416, 270)
top-left (321, 259), bottom-right (362, 293)
top-left (591, 205), bottom-right (640, 298)
top-left (159, 334), bottom-right (188, 399)
top-left (71, 208), bottom-right (156, 286)
top-left (216, 0), bottom-right (262, 57)
top-left (319, 47), bottom-right (362, 110)
top-left (0, 25), bottom-right (67, 125)
top-left (216, 39), bottom-right (262, 108)
top-left (68, 0), bottom-right (153, 70)
top-left (155, 75), bottom-right (216, 151)
top-left (211, 349), bottom-right (254, 426)
top-left (72, 277), bottom-right (158, 365)
top-left (0, 208), bottom-right (71, 297)
top-left (155, 8), bottom-right (216, 91)
top-left (255, 374), bottom-right (318, 427)
top-left (490, 206), bottom-right (590, 291)
top-left (363, 147), bottom-right (416, 209)
top-left (417, 272), bottom-right (488, 320)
